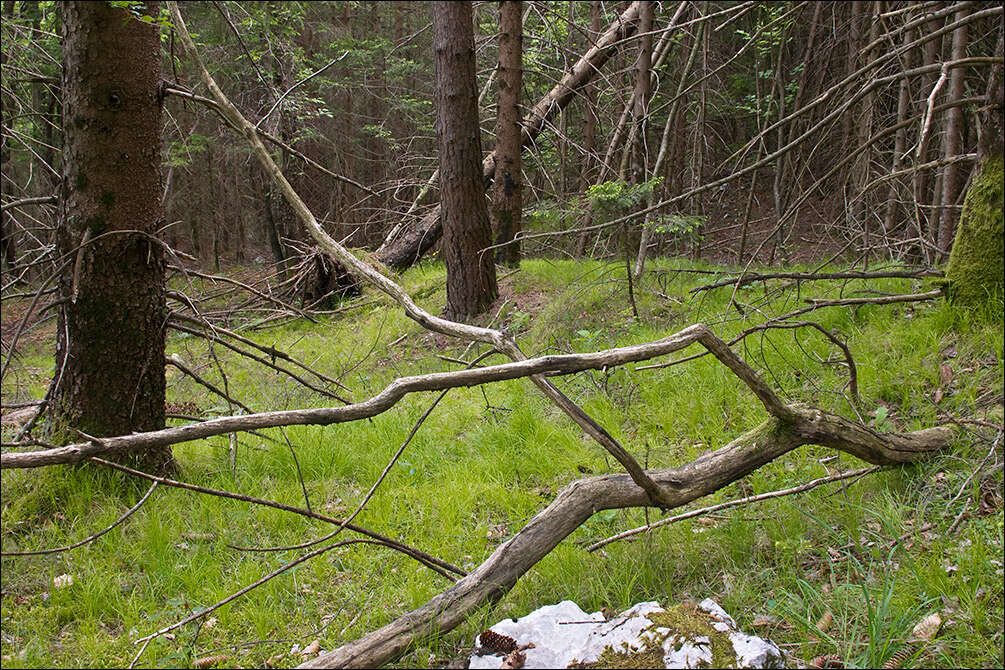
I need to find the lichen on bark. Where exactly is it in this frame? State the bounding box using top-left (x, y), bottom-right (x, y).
top-left (945, 154), bottom-right (1004, 309)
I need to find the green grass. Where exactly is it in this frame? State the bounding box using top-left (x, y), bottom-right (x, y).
top-left (2, 258), bottom-right (1002, 668)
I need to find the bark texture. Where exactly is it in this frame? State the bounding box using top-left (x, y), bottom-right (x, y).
top-left (51, 1), bottom-right (172, 473)
top-left (492, 0), bottom-right (523, 268)
top-left (433, 1), bottom-right (497, 321)
top-left (945, 153), bottom-right (1004, 307)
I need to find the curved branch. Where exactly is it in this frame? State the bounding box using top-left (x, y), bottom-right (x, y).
top-left (1, 482), bottom-right (159, 556)
top-left (300, 411), bottom-right (950, 668)
top-left (0, 326), bottom-right (715, 469)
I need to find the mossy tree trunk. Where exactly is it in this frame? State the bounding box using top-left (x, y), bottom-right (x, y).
top-left (50, 1), bottom-right (174, 473)
top-left (945, 26), bottom-right (1003, 309)
top-left (945, 155), bottom-right (1004, 307)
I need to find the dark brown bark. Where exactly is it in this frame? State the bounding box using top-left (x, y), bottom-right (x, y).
top-left (378, 2), bottom-right (643, 270)
top-left (625, 1), bottom-right (652, 273)
top-left (51, 1), bottom-right (173, 473)
top-left (492, 1), bottom-right (523, 268)
top-left (432, 1), bottom-right (498, 321)
top-left (0, 0), bottom-right (13, 270)
top-left (937, 6), bottom-right (969, 259)
top-left (574, 1), bottom-right (603, 258)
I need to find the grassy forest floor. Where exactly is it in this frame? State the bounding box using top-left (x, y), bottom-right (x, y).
top-left (1, 257), bottom-right (1003, 669)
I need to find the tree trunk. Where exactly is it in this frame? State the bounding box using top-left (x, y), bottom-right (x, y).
top-left (937, 6), bottom-right (969, 260)
top-left (492, 1), bottom-right (523, 268)
top-left (628, 1), bottom-right (653, 278)
top-left (912, 17), bottom-right (943, 263)
top-left (945, 25), bottom-right (1003, 307)
top-left (51, 1), bottom-right (173, 473)
top-left (575, 0), bottom-right (603, 257)
top-left (0, 0), bottom-right (14, 271)
top-left (433, 1), bottom-right (498, 321)
top-left (378, 2), bottom-right (644, 270)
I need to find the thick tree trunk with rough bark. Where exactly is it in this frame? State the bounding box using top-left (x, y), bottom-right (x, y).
top-left (433, 1), bottom-right (497, 320)
top-left (50, 1), bottom-right (172, 472)
top-left (377, 2), bottom-right (643, 270)
top-left (492, 1), bottom-right (523, 268)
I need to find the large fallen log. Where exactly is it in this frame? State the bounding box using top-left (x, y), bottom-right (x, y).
top-left (375, 2), bottom-right (644, 269)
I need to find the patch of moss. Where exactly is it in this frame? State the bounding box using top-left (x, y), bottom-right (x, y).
top-left (587, 605), bottom-right (736, 669)
top-left (946, 154), bottom-right (1004, 308)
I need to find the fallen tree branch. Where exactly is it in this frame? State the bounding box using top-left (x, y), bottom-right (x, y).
top-left (167, 319), bottom-right (350, 403)
top-left (87, 457), bottom-right (464, 581)
top-left (804, 289), bottom-right (943, 307)
top-left (689, 269), bottom-right (943, 294)
top-left (585, 466), bottom-right (881, 552)
top-left (0, 325), bottom-right (751, 469)
top-left (1, 482), bottom-right (159, 556)
top-left (165, 0), bottom-right (670, 507)
top-left (300, 412), bottom-right (950, 668)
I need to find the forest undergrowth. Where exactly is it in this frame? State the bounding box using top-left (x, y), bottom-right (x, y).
top-left (1, 258), bottom-right (1002, 669)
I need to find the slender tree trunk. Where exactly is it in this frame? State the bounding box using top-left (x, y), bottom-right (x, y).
top-left (433, 1), bottom-right (498, 321)
top-left (575, 0), bottom-right (603, 257)
top-left (51, 1), bottom-right (173, 472)
top-left (0, 0), bottom-right (14, 270)
top-left (492, 1), bottom-right (523, 268)
top-left (937, 5), bottom-right (969, 260)
top-left (884, 17), bottom-right (915, 243)
top-left (628, 1), bottom-right (653, 278)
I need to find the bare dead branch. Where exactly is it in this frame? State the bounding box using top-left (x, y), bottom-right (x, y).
top-left (0, 195), bottom-right (57, 212)
top-left (690, 269), bottom-right (943, 294)
top-left (805, 289), bottom-right (943, 307)
top-left (87, 457), bottom-right (465, 581)
top-left (300, 412), bottom-right (949, 668)
top-left (586, 466), bottom-right (880, 552)
top-left (165, 355), bottom-right (253, 414)
top-left (1, 326), bottom-right (745, 469)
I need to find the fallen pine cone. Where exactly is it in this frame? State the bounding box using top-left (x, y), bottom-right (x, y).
top-left (193, 655), bottom-right (228, 668)
top-left (479, 629), bottom-right (517, 655)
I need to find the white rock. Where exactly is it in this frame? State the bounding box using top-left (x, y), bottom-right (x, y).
top-left (469, 598), bottom-right (785, 669)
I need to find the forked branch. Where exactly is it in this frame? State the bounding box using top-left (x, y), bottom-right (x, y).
top-left (300, 408), bottom-right (949, 668)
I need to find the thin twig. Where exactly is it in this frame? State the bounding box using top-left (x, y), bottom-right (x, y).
top-left (586, 467), bottom-right (881, 551)
top-left (1, 482), bottom-right (159, 556)
top-left (86, 457), bottom-right (464, 579)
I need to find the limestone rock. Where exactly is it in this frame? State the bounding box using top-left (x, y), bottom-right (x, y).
top-left (469, 598), bottom-right (785, 669)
